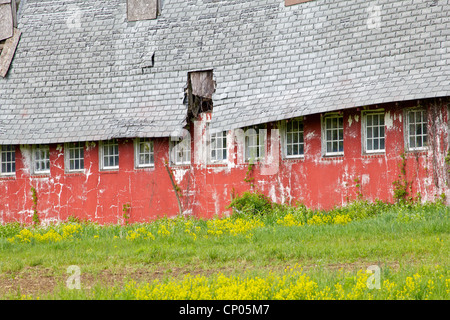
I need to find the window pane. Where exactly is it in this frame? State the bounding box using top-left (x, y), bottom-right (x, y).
top-left (367, 139), bottom-right (372, 150)
top-left (410, 137), bottom-right (415, 148)
top-left (416, 136), bottom-right (422, 148)
top-left (380, 138), bottom-right (385, 150)
top-left (287, 145), bottom-right (292, 156)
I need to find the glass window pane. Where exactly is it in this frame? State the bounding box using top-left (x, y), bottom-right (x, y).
top-left (287, 145), bottom-right (292, 156)
top-left (367, 139), bottom-right (372, 151)
top-left (416, 136), bottom-right (422, 148)
top-left (410, 137), bottom-right (415, 148)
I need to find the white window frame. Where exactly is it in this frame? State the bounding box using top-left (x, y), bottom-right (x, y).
top-left (0, 145), bottom-right (16, 176)
top-left (134, 138), bottom-right (154, 168)
top-left (65, 142), bottom-right (85, 173)
top-left (405, 109), bottom-right (428, 151)
top-left (285, 118), bottom-right (305, 158)
top-left (362, 111), bottom-right (385, 154)
top-left (322, 114), bottom-right (344, 157)
top-left (245, 125), bottom-right (266, 162)
top-left (170, 133), bottom-right (191, 166)
top-left (99, 139), bottom-right (119, 170)
top-left (208, 126), bottom-right (227, 164)
top-left (33, 144), bottom-right (50, 174)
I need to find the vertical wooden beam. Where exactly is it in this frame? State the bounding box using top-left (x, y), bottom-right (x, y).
top-left (0, 0), bottom-right (13, 41)
top-left (0, 27), bottom-right (21, 77)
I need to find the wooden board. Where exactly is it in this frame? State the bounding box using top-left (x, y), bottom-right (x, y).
top-left (0, 1), bottom-right (13, 41)
top-left (127, 0), bottom-right (157, 21)
top-left (0, 28), bottom-right (21, 77)
top-left (190, 70), bottom-right (215, 99)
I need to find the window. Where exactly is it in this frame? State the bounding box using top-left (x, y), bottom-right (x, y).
top-left (406, 109), bottom-right (427, 151)
top-left (170, 134), bottom-right (191, 166)
top-left (209, 130), bottom-right (227, 163)
top-left (100, 140), bottom-right (119, 170)
top-left (323, 115), bottom-right (344, 156)
top-left (65, 142), bottom-right (84, 172)
top-left (33, 145), bottom-right (50, 174)
top-left (245, 126), bottom-right (266, 162)
top-left (363, 112), bottom-right (385, 153)
top-left (135, 138), bottom-right (154, 168)
top-left (285, 118), bottom-right (304, 158)
top-left (0, 145), bottom-right (15, 175)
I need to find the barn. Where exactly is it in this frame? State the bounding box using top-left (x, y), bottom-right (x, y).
top-left (0, 0), bottom-right (449, 224)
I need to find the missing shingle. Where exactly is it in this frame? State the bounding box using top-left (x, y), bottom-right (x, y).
top-left (141, 52), bottom-right (155, 74)
top-left (429, 0), bottom-right (439, 7)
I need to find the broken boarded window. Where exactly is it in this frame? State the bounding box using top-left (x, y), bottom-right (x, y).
top-left (186, 70), bottom-right (215, 119)
top-left (127, 0), bottom-right (160, 21)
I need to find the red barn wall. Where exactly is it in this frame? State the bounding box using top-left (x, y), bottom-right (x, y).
top-left (0, 99), bottom-right (448, 224)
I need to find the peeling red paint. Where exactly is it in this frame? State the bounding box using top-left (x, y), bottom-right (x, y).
top-left (1, 99), bottom-right (449, 224)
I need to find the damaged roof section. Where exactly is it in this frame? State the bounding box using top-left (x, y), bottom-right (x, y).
top-left (0, 0), bottom-right (449, 144)
top-left (186, 70), bottom-right (215, 120)
top-left (0, 0), bottom-right (20, 77)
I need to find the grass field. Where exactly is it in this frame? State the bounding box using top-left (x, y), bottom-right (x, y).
top-left (0, 193), bottom-right (449, 300)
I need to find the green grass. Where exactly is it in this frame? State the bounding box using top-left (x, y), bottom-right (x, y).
top-left (0, 198), bottom-right (448, 299)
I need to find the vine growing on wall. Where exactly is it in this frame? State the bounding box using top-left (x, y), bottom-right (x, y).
top-left (392, 153), bottom-right (410, 203)
top-left (164, 160), bottom-right (183, 216)
top-left (31, 186), bottom-right (40, 225)
top-left (122, 203), bottom-right (131, 225)
top-left (244, 160), bottom-right (255, 188)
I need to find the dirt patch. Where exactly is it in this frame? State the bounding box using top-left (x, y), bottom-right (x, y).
top-left (0, 260), bottom-right (401, 298)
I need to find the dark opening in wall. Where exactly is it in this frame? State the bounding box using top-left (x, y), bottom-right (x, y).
top-left (186, 70), bottom-right (215, 119)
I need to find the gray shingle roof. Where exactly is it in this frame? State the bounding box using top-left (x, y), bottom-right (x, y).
top-left (1, 0), bottom-right (449, 144)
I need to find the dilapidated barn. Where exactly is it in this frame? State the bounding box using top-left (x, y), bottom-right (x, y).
top-left (1, 0), bottom-right (449, 224)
